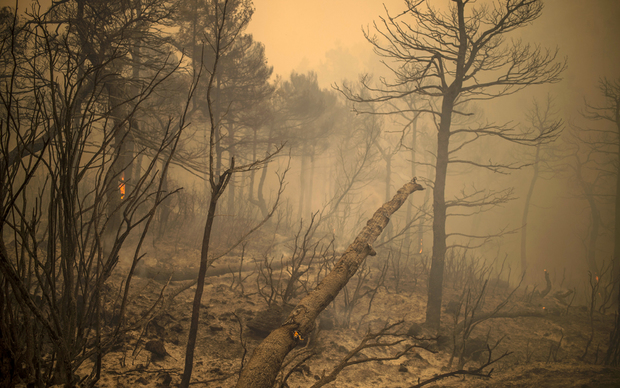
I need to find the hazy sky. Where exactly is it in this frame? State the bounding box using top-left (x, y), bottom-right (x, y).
top-left (247, 0), bottom-right (620, 278)
top-left (2, 0), bottom-right (617, 279)
top-left (248, 0), bottom-right (620, 98)
top-left (247, 0), bottom-right (406, 86)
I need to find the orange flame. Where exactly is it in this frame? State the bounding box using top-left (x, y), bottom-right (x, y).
top-left (419, 238), bottom-right (423, 254)
top-left (119, 174), bottom-right (125, 200)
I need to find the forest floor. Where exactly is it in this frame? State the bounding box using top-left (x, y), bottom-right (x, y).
top-left (62, 236), bottom-right (620, 388)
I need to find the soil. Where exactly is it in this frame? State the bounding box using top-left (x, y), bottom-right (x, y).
top-left (34, 237), bottom-right (620, 388)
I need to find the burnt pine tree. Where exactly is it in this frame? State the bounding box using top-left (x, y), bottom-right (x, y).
top-left (564, 129), bottom-right (604, 278)
top-left (339, 0), bottom-right (565, 329)
top-left (582, 78), bottom-right (620, 291)
top-left (174, 0), bottom-right (261, 180)
top-left (178, 1), bottom-right (283, 386)
top-left (275, 71), bottom-right (336, 220)
top-left (219, 35), bottom-right (274, 214)
top-left (520, 96), bottom-right (562, 275)
top-left (575, 77), bottom-right (620, 366)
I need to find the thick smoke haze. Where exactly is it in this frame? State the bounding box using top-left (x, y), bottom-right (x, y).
top-left (247, 0), bottom-right (620, 285)
top-left (249, 1), bottom-right (619, 93)
top-left (2, 0), bottom-right (620, 385)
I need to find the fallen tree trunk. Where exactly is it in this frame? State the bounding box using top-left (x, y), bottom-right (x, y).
top-left (135, 258), bottom-right (291, 282)
top-left (235, 178), bottom-right (424, 388)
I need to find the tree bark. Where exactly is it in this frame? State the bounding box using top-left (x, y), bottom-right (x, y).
top-left (235, 178), bottom-right (424, 388)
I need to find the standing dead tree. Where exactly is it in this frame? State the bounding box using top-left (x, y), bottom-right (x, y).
top-left (520, 96), bottom-right (562, 275)
top-left (337, 0), bottom-right (565, 330)
top-left (563, 130), bottom-right (606, 278)
top-left (179, 1), bottom-right (283, 386)
top-left (565, 77), bottom-right (620, 365)
top-left (580, 79), bottom-right (620, 293)
top-left (235, 178), bottom-right (424, 388)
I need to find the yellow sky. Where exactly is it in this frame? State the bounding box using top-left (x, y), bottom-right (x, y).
top-left (247, 0), bottom-right (407, 86)
top-left (247, 0), bottom-right (620, 101)
top-left (3, 0), bottom-right (618, 99)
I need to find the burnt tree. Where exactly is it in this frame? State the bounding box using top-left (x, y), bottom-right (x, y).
top-left (236, 178), bottom-right (424, 388)
top-left (339, 0), bottom-right (565, 329)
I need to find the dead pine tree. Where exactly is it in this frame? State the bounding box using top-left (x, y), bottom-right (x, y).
top-left (235, 178), bottom-right (424, 388)
top-left (179, 1), bottom-right (283, 386)
top-left (337, 0), bottom-right (565, 330)
top-left (567, 77), bottom-right (620, 365)
top-left (520, 96), bottom-right (563, 276)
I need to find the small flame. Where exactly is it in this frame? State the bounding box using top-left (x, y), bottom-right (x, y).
top-left (419, 238), bottom-right (423, 254)
top-left (119, 174), bottom-right (125, 200)
top-left (595, 276), bottom-right (599, 282)
top-left (542, 306), bottom-right (546, 310)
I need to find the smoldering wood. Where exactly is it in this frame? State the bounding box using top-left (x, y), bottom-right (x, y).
top-left (235, 178), bottom-right (424, 388)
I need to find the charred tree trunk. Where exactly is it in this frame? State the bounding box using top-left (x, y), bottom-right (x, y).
top-left (306, 152), bottom-right (315, 218)
top-left (227, 122), bottom-right (236, 216)
top-left (249, 127), bottom-right (258, 204)
top-left (298, 152), bottom-right (308, 220)
top-left (255, 157), bottom-right (270, 218)
top-left (584, 184), bottom-right (601, 277)
top-left (425, 100), bottom-right (452, 330)
top-left (215, 79), bottom-right (223, 178)
top-left (249, 130), bottom-right (271, 219)
top-left (104, 82), bottom-right (135, 252)
top-left (157, 161), bottom-right (171, 239)
top-left (236, 178), bottom-right (424, 388)
top-left (520, 143), bottom-right (541, 276)
top-left (180, 165), bottom-right (233, 388)
top-left (406, 116), bottom-right (418, 250)
top-left (614, 115), bottom-right (620, 296)
top-left (572, 154), bottom-right (601, 276)
top-left (425, 0), bottom-right (466, 330)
